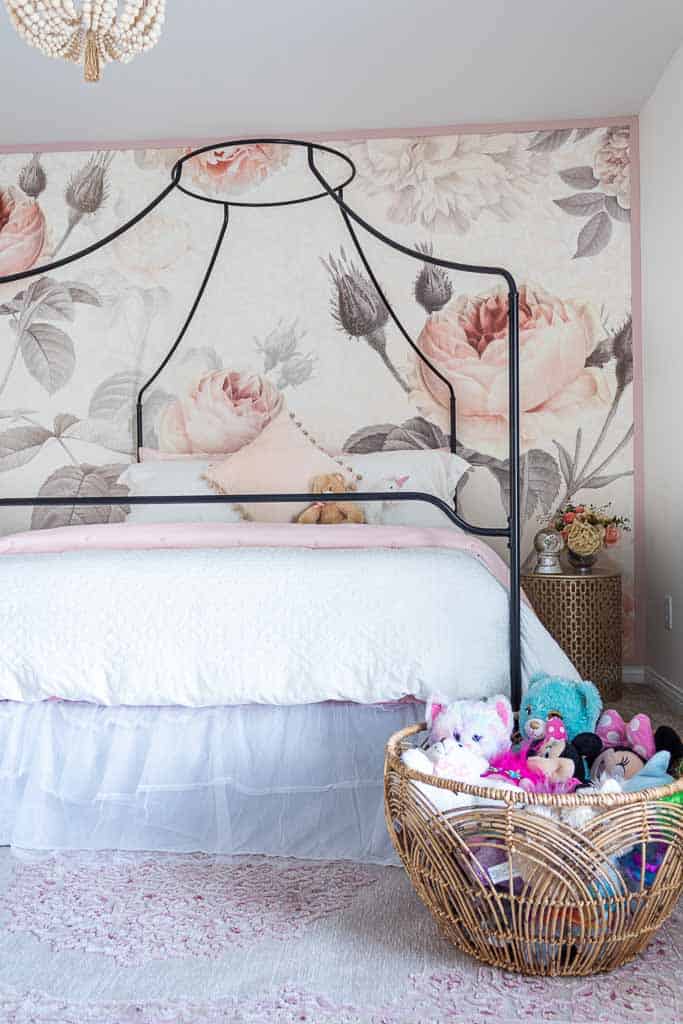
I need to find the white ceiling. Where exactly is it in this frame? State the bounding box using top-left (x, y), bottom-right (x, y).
top-left (2, 0), bottom-right (683, 147)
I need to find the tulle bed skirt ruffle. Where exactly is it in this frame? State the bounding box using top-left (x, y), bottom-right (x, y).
top-left (0, 698), bottom-right (423, 863)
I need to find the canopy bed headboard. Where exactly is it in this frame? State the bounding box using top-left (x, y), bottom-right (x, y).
top-left (0, 139), bottom-right (522, 708)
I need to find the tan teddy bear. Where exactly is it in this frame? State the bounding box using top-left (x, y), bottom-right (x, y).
top-left (296, 473), bottom-right (365, 525)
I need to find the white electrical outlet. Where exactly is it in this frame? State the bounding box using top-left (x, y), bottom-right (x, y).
top-left (664, 595), bottom-right (673, 631)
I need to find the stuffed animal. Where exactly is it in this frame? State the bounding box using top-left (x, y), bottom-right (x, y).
top-left (519, 672), bottom-right (602, 742)
top-left (401, 694), bottom-right (514, 813)
top-left (425, 693), bottom-right (514, 763)
top-left (532, 716), bottom-right (601, 786)
top-left (574, 722), bottom-right (683, 790)
top-left (484, 741), bottom-right (581, 795)
top-left (596, 710), bottom-right (656, 762)
top-left (296, 473), bottom-right (365, 525)
top-left (362, 473), bottom-right (410, 525)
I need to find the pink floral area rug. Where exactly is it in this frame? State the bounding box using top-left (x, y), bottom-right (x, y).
top-left (0, 850), bottom-right (679, 1024)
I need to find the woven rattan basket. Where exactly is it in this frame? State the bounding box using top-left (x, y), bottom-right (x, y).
top-left (384, 723), bottom-right (683, 977)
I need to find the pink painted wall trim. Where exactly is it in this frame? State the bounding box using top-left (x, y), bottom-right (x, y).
top-left (0, 113), bottom-right (644, 664)
top-left (629, 116), bottom-right (645, 666)
top-left (0, 113), bottom-right (636, 155)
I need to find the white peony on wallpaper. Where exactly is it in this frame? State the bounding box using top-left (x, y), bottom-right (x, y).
top-left (0, 127), bottom-right (637, 654)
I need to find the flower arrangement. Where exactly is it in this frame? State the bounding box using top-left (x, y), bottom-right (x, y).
top-left (549, 502), bottom-right (631, 569)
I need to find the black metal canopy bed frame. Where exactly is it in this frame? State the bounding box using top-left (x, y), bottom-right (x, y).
top-left (0, 138), bottom-right (523, 710)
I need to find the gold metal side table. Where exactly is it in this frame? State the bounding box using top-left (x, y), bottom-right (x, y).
top-left (522, 569), bottom-right (622, 702)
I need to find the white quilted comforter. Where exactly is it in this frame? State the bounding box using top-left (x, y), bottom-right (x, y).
top-left (0, 522), bottom-right (578, 706)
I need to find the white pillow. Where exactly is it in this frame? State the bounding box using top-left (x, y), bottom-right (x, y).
top-left (346, 450), bottom-right (469, 528)
top-left (117, 461), bottom-right (243, 525)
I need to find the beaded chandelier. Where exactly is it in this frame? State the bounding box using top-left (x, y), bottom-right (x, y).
top-left (4, 1), bottom-right (166, 82)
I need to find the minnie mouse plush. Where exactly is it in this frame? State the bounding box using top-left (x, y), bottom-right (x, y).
top-left (575, 713), bottom-right (683, 788)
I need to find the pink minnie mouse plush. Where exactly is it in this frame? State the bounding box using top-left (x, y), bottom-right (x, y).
top-left (596, 710), bottom-right (656, 762)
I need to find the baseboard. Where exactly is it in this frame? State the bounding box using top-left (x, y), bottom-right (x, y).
top-left (622, 665), bottom-right (645, 685)
top-left (644, 665), bottom-right (683, 708)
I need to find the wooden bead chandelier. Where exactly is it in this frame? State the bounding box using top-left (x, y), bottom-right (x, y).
top-left (4, 1), bottom-right (165, 82)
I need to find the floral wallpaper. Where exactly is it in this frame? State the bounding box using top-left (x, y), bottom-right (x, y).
top-left (0, 126), bottom-right (637, 654)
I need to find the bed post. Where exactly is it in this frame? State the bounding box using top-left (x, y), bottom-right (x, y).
top-left (507, 283), bottom-right (522, 712)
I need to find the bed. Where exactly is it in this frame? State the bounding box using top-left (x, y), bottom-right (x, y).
top-left (0, 139), bottom-right (572, 863)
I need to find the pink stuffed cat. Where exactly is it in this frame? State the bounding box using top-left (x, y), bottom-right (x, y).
top-left (401, 694), bottom-right (515, 813)
top-left (425, 693), bottom-right (514, 765)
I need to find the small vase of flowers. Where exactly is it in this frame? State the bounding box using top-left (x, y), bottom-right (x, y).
top-left (550, 502), bottom-right (631, 574)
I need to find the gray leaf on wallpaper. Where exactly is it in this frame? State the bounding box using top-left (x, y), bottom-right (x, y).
top-left (573, 211), bottom-right (612, 259)
top-left (582, 471), bottom-right (634, 489)
top-left (142, 388), bottom-right (175, 449)
top-left (0, 409), bottom-right (37, 420)
top-left (553, 193), bottom-right (605, 217)
top-left (53, 413), bottom-right (79, 436)
top-left (31, 464), bottom-right (129, 532)
top-left (343, 424), bottom-right (396, 454)
top-left (0, 425), bottom-right (53, 472)
top-left (526, 129), bottom-right (573, 153)
top-left (342, 417), bottom-right (448, 454)
top-left (553, 440), bottom-right (575, 488)
top-left (20, 323), bottom-right (76, 395)
top-left (557, 166), bottom-right (600, 190)
top-left (11, 278), bottom-right (76, 322)
top-left (573, 127), bottom-right (598, 142)
top-left (490, 449), bottom-right (561, 522)
top-left (604, 195), bottom-right (630, 223)
top-left (88, 371), bottom-right (143, 420)
top-left (28, 284), bottom-right (77, 324)
top-left (382, 418), bottom-right (449, 452)
top-left (62, 418), bottom-right (134, 456)
top-left (63, 283), bottom-right (102, 307)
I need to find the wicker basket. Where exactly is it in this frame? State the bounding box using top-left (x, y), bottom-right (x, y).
top-left (384, 723), bottom-right (683, 977)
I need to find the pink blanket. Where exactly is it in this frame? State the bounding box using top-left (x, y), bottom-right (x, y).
top-left (0, 520), bottom-right (519, 595)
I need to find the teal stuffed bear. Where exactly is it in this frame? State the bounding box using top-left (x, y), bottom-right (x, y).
top-left (519, 672), bottom-right (602, 742)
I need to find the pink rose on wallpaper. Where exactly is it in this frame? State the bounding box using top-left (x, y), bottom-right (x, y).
top-left (593, 127), bottom-right (630, 211)
top-left (0, 186), bottom-right (46, 276)
top-left (413, 283), bottom-right (610, 457)
top-left (158, 370), bottom-right (283, 454)
top-left (186, 144), bottom-right (290, 196)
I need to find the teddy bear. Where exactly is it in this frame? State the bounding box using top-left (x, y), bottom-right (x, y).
top-left (295, 473), bottom-right (365, 525)
top-left (518, 672), bottom-right (602, 743)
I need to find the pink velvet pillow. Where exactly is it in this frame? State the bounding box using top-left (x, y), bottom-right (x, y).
top-left (203, 412), bottom-right (349, 523)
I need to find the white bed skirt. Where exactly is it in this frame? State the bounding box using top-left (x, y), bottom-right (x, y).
top-left (0, 699), bottom-right (423, 864)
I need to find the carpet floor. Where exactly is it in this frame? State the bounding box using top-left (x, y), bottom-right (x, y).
top-left (0, 684), bottom-right (679, 1024)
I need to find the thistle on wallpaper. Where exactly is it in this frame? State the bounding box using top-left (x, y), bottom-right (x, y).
top-left (18, 154), bottom-right (47, 198)
top-left (55, 152), bottom-right (115, 258)
top-left (323, 247), bottom-right (409, 394)
top-left (414, 242), bottom-right (452, 314)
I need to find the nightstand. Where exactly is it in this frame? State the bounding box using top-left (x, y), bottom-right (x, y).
top-left (522, 568), bottom-right (622, 702)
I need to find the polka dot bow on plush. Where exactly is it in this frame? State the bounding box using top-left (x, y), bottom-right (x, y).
top-left (545, 717), bottom-right (568, 744)
top-left (596, 710), bottom-right (656, 761)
